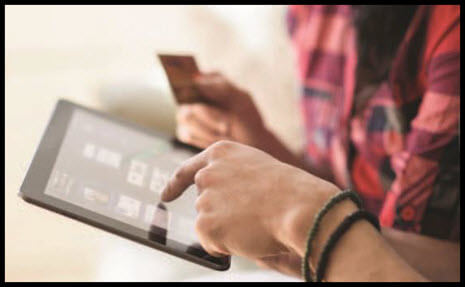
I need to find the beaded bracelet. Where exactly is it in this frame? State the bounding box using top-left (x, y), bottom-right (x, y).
top-left (301, 189), bottom-right (362, 282)
top-left (315, 210), bottom-right (380, 282)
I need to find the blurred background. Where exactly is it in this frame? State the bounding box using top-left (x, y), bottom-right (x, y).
top-left (5, 5), bottom-right (304, 281)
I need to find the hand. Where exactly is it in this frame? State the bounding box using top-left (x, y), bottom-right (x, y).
top-left (175, 72), bottom-right (269, 149)
top-left (161, 141), bottom-right (340, 260)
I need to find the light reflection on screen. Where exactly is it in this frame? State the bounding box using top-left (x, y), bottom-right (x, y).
top-left (45, 109), bottom-right (200, 249)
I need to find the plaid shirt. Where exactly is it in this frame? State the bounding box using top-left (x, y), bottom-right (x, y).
top-left (287, 5), bottom-right (460, 239)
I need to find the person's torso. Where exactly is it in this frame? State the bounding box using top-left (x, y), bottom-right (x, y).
top-left (287, 5), bottom-right (460, 240)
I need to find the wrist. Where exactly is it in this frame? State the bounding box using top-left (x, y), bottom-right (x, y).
top-left (277, 185), bottom-right (359, 262)
top-left (273, 175), bottom-right (342, 257)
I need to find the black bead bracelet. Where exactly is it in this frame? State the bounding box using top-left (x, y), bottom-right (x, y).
top-left (315, 210), bottom-right (381, 282)
top-left (301, 189), bottom-right (363, 282)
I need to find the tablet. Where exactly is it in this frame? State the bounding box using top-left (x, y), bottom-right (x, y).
top-left (19, 99), bottom-right (230, 271)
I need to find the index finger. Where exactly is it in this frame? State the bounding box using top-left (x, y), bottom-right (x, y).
top-left (161, 149), bottom-right (209, 202)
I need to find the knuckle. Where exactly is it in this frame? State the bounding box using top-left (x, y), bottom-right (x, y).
top-left (214, 72), bottom-right (226, 82)
top-left (209, 140), bottom-right (234, 159)
top-left (176, 126), bottom-right (193, 143)
top-left (177, 106), bottom-right (194, 122)
top-left (194, 169), bottom-right (211, 189)
top-left (195, 215), bottom-right (212, 235)
top-left (194, 194), bottom-right (211, 212)
top-left (194, 197), bottom-right (203, 211)
top-left (191, 103), bottom-right (206, 114)
top-left (216, 139), bottom-right (234, 148)
top-left (209, 146), bottom-right (225, 160)
top-left (207, 72), bottom-right (226, 85)
top-left (195, 215), bottom-right (225, 256)
top-left (210, 71), bottom-right (222, 78)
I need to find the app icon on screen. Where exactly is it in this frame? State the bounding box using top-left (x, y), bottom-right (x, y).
top-left (49, 171), bottom-right (73, 195)
top-left (96, 147), bottom-right (122, 168)
top-left (149, 168), bottom-right (170, 195)
top-left (127, 159), bottom-right (148, 187)
top-left (115, 195), bottom-right (141, 218)
top-left (83, 187), bottom-right (110, 205)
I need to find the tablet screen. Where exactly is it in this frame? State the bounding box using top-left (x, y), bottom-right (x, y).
top-left (44, 109), bottom-right (201, 251)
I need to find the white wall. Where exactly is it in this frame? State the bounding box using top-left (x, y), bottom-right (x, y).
top-left (5, 5), bottom-right (303, 281)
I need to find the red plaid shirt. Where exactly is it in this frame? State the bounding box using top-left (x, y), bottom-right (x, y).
top-left (287, 5), bottom-right (460, 239)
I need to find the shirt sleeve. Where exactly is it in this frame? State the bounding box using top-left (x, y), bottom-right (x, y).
top-left (379, 9), bottom-right (460, 233)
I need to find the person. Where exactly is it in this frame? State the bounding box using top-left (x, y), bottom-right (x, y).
top-left (164, 5), bottom-right (460, 281)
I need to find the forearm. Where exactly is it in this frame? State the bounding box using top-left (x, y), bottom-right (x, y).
top-left (282, 200), bottom-right (427, 282)
top-left (382, 227), bottom-right (460, 282)
top-left (264, 224), bottom-right (461, 282)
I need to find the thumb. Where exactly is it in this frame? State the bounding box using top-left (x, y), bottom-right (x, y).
top-left (193, 72), bottom-right (235, 108)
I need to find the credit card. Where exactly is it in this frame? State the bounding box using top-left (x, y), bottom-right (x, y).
top-left (158, 54), bottom-right (202, 104)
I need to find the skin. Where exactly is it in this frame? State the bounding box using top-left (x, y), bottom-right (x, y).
top-left (161, 141), bottom-right (426, 281)
top-left (255, 226), bottom-right (460, 282)
top-left (176, 72), bottom-right (334, 182)
top-left (171, 72), bottom-right (459, 281)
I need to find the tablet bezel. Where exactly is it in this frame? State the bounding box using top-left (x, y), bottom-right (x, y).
top-left (19, 99), bottom-right (230, 271)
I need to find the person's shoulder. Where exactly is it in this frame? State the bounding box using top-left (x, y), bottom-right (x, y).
top-left (427, 5), bottom-right (459, 37)
top-left (429, 5), bottom-right (460, 23)
top-left (423, 5), bottom-right (460, 63)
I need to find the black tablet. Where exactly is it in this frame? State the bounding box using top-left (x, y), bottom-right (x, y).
top-left (19, 99), bottom-right (230, 271)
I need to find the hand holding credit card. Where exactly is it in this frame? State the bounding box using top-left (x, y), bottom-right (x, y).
top-left (158, 54), bottom-right (203, 104)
